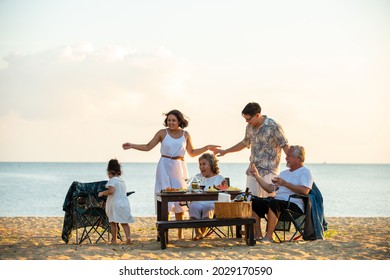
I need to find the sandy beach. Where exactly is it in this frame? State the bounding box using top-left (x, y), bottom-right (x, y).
top-left (0, 216), bottom-right (389, 260)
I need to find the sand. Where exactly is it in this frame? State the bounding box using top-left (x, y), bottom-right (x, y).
top-left (0, 216), bottom-right (389, 260)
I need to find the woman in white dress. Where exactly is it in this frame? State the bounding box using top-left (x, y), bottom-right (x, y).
top-left (122, 109), bottom-right (219, 239)
top-left (189, 153), bottom-right (227, 240)
top-left (98, 159), bottom-right (134, 244)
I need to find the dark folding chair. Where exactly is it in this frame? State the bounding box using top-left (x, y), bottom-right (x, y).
top-left (205, 224), bottom-right (234, 238)
top-left (74, 190), bottom-right (136, 244)
top-left (190, 218), bottom-right (234, 239)
top-left (190, 217), bottom-right (234, 239)
top-left (259, 182), bottom-right (326, 242)
top-left (74, 192), bottom-right (111, 244)
top-left (62, 180), bottom-right (136, 244)
top-left (273, 194), bottom-right (309, 242)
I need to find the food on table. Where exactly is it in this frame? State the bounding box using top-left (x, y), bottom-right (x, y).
top-left (226, 186), bottom-right (241, 191)
top-left (215, 184), bottom-right (228, 190)
top-left (163, 187), bottom-right (186, 192)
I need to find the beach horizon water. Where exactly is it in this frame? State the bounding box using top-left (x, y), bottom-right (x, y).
top-left (1, 163), bottom-right (389, 273)
top-left (0, 162), bottom-right (389, 217)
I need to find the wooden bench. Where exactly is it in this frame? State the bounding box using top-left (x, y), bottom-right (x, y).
top-left (156, 218), bottom-right (256, 249)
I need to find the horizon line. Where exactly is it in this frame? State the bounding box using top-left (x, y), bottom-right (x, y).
top-left (0, 161), bottom-right (389, 165)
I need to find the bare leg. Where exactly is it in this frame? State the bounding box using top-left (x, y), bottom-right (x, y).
top-left (252, 212), bottom-right (263, 240)
top-left (253, 173), bottom-right (275, 240)
top-left (265, 209), bottom-right (278, 241)
top-left (248, 176), bottom-right (264, 239)
top-left (121, 223), bottom-right (131, 244)
top-left (200, 215), bottom-right (211, 238)
top-left (110, 222), bottom-right (118, 244)
top-left (194, 228), bottom-right (203, 240)
top-left (189, 217), bottom-right (202, 240)
top-left (175, 212), bottom-right (185, 239)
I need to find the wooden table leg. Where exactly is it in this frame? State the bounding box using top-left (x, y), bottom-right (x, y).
top-left (159, 228), bottom-right (167, 249)
top-left (245, 224), bottom-right (255, 245)
top-left (157, 200), bottom-right (162, 241)
top-left (236, 225), bottom-right (242, 238)
top-left (157, 199), bottom-right (169, 241)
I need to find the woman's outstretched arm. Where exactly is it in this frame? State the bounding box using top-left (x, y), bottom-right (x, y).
top-left (122, 129), bottom-right (164, 152)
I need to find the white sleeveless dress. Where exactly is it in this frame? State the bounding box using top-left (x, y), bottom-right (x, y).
top-left (105, 176), bottom-right (134, 223)
top-left (155, 129), bottom-right (189, 213)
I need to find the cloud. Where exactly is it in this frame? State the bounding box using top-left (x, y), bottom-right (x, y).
top-left (0, 42), bottom-right (189, 122)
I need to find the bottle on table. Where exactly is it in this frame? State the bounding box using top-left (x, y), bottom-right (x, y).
top-left (243, 187), bottom-right (252, 201)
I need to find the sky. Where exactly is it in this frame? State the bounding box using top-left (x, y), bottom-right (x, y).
top-left (0, 0), bottom-right (389, 164)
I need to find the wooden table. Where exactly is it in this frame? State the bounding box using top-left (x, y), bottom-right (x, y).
top-left (156, 191), bottom-right (245, 240)
top-left (156, 191), bottom-right (242, 221)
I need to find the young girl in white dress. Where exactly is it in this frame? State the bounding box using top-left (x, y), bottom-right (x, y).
top-left (98, 159), bottom-right (134, 244)
top-left (122, 109), bottom-right (219, 239)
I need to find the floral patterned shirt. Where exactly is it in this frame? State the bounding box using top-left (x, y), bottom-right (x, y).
top-left (242, 115), bottom-right (288, 176)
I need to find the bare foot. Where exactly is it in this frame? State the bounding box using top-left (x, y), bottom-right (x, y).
top-left (260, 237), bottom-right (275, 243)
top-left (126, 239), bottom-right (132, 245)
top-left (254, 235), bottom-right (263, 240)
top-left (201, 227), bottom-right (209, 237)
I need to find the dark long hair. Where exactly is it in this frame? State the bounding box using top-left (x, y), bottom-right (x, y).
top-left (107, 159), bottom-right (122, 176)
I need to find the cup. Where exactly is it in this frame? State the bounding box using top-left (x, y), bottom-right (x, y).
top-left (191, 182), bottom-right (199, 190)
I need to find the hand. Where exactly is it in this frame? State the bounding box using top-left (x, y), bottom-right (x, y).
top-left (208, 145), bottom-right (221, 152)
top-left (98, 192), bottom-right (103, 197)
top-left (213, 148), bottom-right (226, 157)
top-left (271, 177), bottom-right (284, 186)
top-left (122, 142), bottom-right (132, 150)
top-left (249, 163), bottom-right (259, 177)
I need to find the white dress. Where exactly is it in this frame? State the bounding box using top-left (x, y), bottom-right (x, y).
top-left (188, 174), bottom-right (225, 219)
top-left (104, 176), bottom-right (134, 223)
top-left (155, 129), bottom-right (189, 213)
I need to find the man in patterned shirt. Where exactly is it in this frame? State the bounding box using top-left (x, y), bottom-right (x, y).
top-left (214, 102), bottom-right (289, 239)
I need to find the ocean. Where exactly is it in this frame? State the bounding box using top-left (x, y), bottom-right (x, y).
top-left (0, 162), bottom-right (389, 217)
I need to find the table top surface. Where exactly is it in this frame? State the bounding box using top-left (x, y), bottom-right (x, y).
top-left (156, 191), bottom-right (243, 202)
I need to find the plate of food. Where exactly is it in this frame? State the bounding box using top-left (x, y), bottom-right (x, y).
top-left (226, 186), bottom-right (243, 192)
top-left (162, 187), bottom-right (187, 193)
top-left (206, 187), bottom-right (220, 193)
